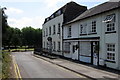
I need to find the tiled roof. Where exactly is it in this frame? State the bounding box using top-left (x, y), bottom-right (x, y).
top-left (65, 1), bottom-right (120, 25)
top-left (43, 1), bottom-right (87, 24)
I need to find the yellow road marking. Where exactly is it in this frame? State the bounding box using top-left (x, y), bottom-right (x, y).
top-left (13, 58), bottom-right (19, 79)
top-left (13, 56), bottom-right (22, 80)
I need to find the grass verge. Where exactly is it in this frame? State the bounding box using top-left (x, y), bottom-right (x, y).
top-left (2, 51), bottom-right (12, 79)
top-left (3, 48), bottom-right (34, 52)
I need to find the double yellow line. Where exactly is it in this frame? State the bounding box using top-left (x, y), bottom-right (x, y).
top-left (13, 56), bottom-right (22, 80)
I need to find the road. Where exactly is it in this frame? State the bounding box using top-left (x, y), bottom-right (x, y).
top-left (12, 52), bottom-right (85, 78)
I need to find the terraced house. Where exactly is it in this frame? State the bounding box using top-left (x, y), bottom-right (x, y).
top-left (42, 1), bottom-right (87, 56)
top-left (63, 1), bottom-right (120, 70)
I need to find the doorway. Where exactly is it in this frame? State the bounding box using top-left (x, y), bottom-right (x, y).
top-left (91, 41), bottom-right (99, 66)
top-left (71, 42), bottom-right (79, 60)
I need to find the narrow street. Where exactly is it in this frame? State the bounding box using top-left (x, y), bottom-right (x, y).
top-left (12, 52), bottom-right (85, 78)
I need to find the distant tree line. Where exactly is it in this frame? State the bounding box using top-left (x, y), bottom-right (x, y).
top-left (2, 26), bottom-right (42, 49)
top-left (2, 9), bottom-right (42, 49)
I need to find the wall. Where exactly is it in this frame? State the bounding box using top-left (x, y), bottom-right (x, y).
top-left (63, 9), bottom-right (120, 70)
top-left (42, 14), bottom-right (63, 55)
top-left (118, 8), bottom-right (120, 70)
top-left (101, 10), bottom-right (119, 69)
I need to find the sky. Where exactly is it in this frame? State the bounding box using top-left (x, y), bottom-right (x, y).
top-left (0, 0), bottom-right (110, 29)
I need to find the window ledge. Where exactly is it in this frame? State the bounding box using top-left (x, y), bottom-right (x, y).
top-left (88, 32), bottom-right (97, 35)
top-left (105, 31), bottom-right (116, 34)
top-left (68, 36), bottom-right (71, 37)
top-left (80, 34), bottom-right (87, 36)
top-left (105, 60), bottom-right (116, 63)
top-left (53, 50), bottom-right (56, 52)
top-left (80, 55), bottom-right (91, 57)
top-left (64, 51), bottom-right (70, 53)
top-left (57, 50), bottom-right (61, 52)
top-left (57, 32), bottom-right (60, 34)
top-left (53, 33), bottom-right (56, 35)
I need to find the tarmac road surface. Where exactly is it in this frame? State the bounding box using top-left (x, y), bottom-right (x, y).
top-left (12, 51), bottom-right (86, 78)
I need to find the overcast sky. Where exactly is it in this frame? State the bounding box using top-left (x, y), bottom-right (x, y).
top-left (0, 0), bottom-right (109, 29)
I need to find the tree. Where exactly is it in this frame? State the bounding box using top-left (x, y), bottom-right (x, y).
top-left (21, 27), bottom-right (36, 47)
top-left (34, 28), bottom-right (42, 48)
top-left (21, 27), bottom-right (42, 48)
top-left (2, 8), bottom-right (9, 48)
top-left (10, 28), bottom-right (22, 48)
top-left (2, 26), bottom-right (14, 48)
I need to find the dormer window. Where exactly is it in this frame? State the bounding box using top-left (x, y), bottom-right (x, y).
top-left (46, 18), bottom-right (49, 21)
top-left (56, 10), bottom-right (62, 16)
top-left (58, 10), bottom-right (61, 15)
top-left (50, 15), bottom-right (54, 19)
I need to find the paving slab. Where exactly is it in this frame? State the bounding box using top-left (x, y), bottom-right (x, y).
top-left (34, 54), bottom-right (120, 80)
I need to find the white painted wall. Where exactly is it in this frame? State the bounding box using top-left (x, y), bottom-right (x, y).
top-left (118, 8), bottom-right (120, 70)
top-left (63, 22), bottom-right (79, 39)
top-left (63, 9), bottom-right (120, 70)
top-left (42, 14), bottom-right (63, 56)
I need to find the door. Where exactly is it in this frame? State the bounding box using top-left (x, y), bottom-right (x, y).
top-left (72, 42), bottom-right (79, 60)
top-left (92, 42), bottom-right (99, 66)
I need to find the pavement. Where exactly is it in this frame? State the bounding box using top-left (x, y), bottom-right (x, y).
top-left (34, 54), bottom-right (120, 80)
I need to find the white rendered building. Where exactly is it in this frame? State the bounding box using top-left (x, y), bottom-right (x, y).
top-left (63, 1), bottom-right (120, 70)
top-left (42, 2), bottom-right (87, 56)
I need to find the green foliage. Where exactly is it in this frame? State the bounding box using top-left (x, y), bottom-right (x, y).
top-left (21, 26), bottom-right (42, 48)
top-left (2, 52), bottom-right (12, 78)
top-left (2, 27), bottom-right (22, 48)
top-left (2, 8), bottom-right (42, 49)
top-left (3, 26), bottom-right (42, 49)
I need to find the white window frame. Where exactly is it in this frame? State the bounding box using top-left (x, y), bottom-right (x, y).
top-left (106, 44), bottom-right (115, 61)
top-left (46, 28), bottom-right (48, 36)
top-left (58, 23), bottom-right (61, 34)
top-left (106, 22), bottom-right (115, 32)
top-left (103, 14), bottom-right (116, 33)
top-left (91, 21), bottom-right (97, 33)
top-left (80, 24), bottom-right (87, 35)
top-left (49, 26), bottom-right (51, 35)
top-left (53, 25), bottom-right (56, 35)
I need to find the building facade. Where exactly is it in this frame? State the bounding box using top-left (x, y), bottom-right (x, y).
top-left (63, 1), bottom-right (120, 70)
top-left (42, 2), bottom-right (87, 56)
